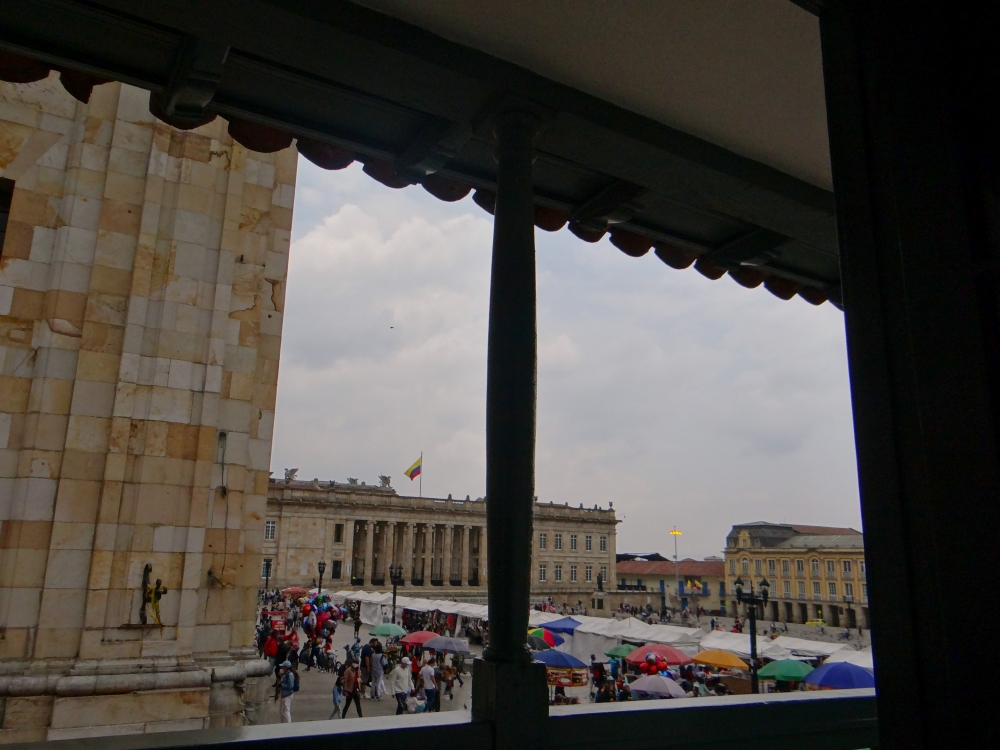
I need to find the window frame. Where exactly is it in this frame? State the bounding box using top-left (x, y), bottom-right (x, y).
top-left (554, 564), bottom-right (563, 582)
top-left (539, 533), bottom-right (547, 549)
top-left (570, 564), bottom-right (578, 583)
top-left (554, 534), bottom-right (563, 551)
top-left (570, 534), bottom-right (578, 551)
top-left (264, 520), bottom-right (276, 540)
top-left (585, 535), bottom-right (592, 551)
top-left (599, 535), bottom-right (607, 552)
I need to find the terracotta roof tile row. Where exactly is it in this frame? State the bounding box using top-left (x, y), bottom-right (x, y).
top-left (616, 559), bottom-right (725, 577)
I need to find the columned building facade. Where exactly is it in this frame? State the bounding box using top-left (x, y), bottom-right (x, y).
top-left (265, 479), bottom-right (617, 603)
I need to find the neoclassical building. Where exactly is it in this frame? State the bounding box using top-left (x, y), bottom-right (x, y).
top-left (265, 478), bottom-right (618, 604)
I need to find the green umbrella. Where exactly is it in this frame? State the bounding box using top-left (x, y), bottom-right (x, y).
top-left (369, 622), bottom-right (407, 638)
top-left (605, 643), bottom-right (635, 658)
top-left (757, 659), bottom-right (814, 681)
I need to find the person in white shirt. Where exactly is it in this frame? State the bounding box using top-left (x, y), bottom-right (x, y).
top-left (388, 657), bottom-right (414, 715)
top-left (419, 660), bottom-right (437, 711)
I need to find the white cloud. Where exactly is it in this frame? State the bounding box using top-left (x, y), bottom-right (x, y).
top-left (272, 159), bottom-right (861, 558)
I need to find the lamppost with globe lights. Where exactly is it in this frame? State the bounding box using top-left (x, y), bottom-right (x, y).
top-left (317, 560), bottom-right (326, 596)
top-left (670, 528), bottom-right (682, 613)
top-left (734, 574), bottom-right (770, 694)
top-left (388, 564), bottom-right (406, 624)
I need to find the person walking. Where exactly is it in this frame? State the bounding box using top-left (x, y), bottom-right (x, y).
top-left (371, 642), bottom-right (387, 700)
top-left (388, 657), bottom-right (413, 715)
top-left (277, 660), bottom-right (297, 723)
top-left (419, 658), bottom-right (437, 711)
top-left (341, 659), bottom-right (363, 719)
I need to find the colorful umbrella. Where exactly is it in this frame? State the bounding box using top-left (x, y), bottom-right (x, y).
top-left (757, 659), bottom-right (814, 681)
top-left (528, 628), bottom-right (564, 647)
top-left (605, 643), bottom-right (635, 658)
top-left (624, 643), bottom-right (693, 666)
top-left (534, 650), bottom-right (587, 668)
top-left (400, 630), bottom-right (439, 645)
top-left (369, 622), bottom-right (406, 638)
top-left (527, 635), bottom-right (552, 651)
top-left (804, 662), bottom-right (875, 689)
top-left (628, 674), bottom-right (686, 698)
top-left (422, 636), bottom-right (472, 655)
top-left (281, 586), bottom-right (308, 597)
top-left (693, 649), bottom-right (750, 670)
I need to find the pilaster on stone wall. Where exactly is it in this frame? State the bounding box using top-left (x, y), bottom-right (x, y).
top-left (0, 74), bottom-right (295, 740)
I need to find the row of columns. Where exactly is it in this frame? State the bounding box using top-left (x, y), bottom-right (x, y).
top-left (346, 521), bottom-right (486, 587)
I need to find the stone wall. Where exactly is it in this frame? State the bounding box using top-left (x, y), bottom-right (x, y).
top-left (0, 74), bottom-right (291, 742)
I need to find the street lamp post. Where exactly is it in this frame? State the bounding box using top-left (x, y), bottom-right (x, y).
top-left (734, 575), bottom-right (770, 694)
top-left (317, 560), bottom-right (326, 596)
top-left (388, 564), bottom-right (405, 624)
top-left (670, 528), bottom-right (682, 612)
top-left (844, 594), bottom-right (855, 630)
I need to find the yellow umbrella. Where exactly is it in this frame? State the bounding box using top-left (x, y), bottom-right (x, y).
top-left (692, 649), bottom-right (749, 670)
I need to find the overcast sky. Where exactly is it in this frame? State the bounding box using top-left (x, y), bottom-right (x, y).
top-left (271, 157), bottom-right (862, 560)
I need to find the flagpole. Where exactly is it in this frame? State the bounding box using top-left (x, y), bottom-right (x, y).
top-left (419, 451), bottom-right (422, 498)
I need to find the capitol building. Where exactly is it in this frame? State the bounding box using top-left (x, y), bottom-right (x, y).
top-left (264, 474), bottom-right (618, 605)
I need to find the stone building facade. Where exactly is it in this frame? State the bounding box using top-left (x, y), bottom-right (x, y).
top-left (723, 522), bottom-right (869, 628)
top-left (0, 75), bottom-right (293, 741)
top-left (265, 479), bottom-right (617, 605)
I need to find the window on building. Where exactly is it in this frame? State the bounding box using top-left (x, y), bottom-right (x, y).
top-left (570, 565), bottom-right (578, 582)
top-left (843, 560), bottom-right (853, 575)
top-left (636, 578), bottom-right (642, 587)
top-left (782, 559), bottom-right (790, 575)
top-left (812, 581), bottom-right (821, 595)
top-left (741, 558), bottom-right (749, 574)
top-left (585, 535), bottom-right (592, 551)
top-left (798, 581), bottom-right (806, 595)
top-left (754, 559), bottom-right (762, 575)
top-left (555, 534), bottom-right (563, 551)
top-left (539, 565), bottom-right (547, 582)
top-left (334, 523), bottom-right (344, 543)
top-left (729, 559), bottom-right (736, 574)
top-left (845, 582), bottom-right (854, 597)
top-left (826, 559), bottom-right (836, 576)
top-left (264, 520), bottom-right (276, 540)
top-left (859, 560), bottom-right (866, 576)
top-left (783, 580), bottom-right (791, 596)
top-left (861, 583), bottom-right (868, 599)
top-left (262, 558), bottom-right (273, 579)
top-left (828, 582), bottom-right (837, 596)
top-left (767, 559), bottom-right (775, 575)
top-left (331, 560), bottom-right (342, 579)
top-left (597, 599), bottom-right (604, 610)
top-left (555, 565), bottom-right (563, 582)
top-left (600, 565), bottom-right (608, 582)
top-left (539, 533), bottom-right (547, 549)
top-left (599, 536), bottom-right (607, 552)
top-left (719, 581), bottom-right (726, 596)
top-left (585, 565), bottom-right (593, 582)
top-left (740, 538), bottom-right (748, 548)
top-left (810, 558), bottom-right (820, 576)
top-left (796, 559), bottom-right (805, 574)
top-left (570, 534), bottom-right (578, 551)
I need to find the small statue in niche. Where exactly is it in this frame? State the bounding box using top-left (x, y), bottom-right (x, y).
top-left (139, 563), bottom-right (169, 625)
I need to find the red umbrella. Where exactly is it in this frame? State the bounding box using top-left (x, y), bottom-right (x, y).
top-left (281, 586), bottom-right (308, 597)
top-left (400, 630), bottom-right (439, 645)
top-left (624, 643), bottom-right (693, 666)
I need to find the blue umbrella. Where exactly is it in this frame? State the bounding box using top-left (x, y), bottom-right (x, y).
top-left (533, 650), bottom-right (587, 668)
top-left (540, 617), bottom-right (582, 634)
top-left (804, 662), bottom-right (875, 689)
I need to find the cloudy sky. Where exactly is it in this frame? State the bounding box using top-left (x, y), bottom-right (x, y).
top-left (271, 158), bottom-right (862, 560)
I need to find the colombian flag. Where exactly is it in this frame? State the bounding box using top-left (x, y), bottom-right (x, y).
top-left (404, 457), bottom-right (422, 480)
top-left (686, 579), bottom-right (703, 593)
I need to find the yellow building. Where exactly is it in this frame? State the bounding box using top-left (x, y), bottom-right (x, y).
top-left (723, 523), bottom-right (868, 628)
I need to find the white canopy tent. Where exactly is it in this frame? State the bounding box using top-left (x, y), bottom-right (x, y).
top-left (825, 648), bottom-right (874, 669)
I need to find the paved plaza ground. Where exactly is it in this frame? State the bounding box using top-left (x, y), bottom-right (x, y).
top-left (255, 620), bottom-right (478, 725)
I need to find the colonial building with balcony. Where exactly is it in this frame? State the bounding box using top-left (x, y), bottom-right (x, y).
top-left (265, 477), bottom-right (617, 602)
top-left (724, 522), bottom-right (868, 628)
top-left (613, 557), bottom-right (728, 616)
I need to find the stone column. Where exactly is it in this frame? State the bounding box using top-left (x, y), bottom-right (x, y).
top-left (343, 518), bottom-right (356, 584)
top-left (363, 521), bottom-right (375, 585)
top-left (443, 524), bottom-right (454, 583)
top-left (461, 525), bottom-right (471, 586)
top-left (386, 521), bottom-right (397, 577)
top-left (479, 526), bottom-right (488, 586)
top-left (403, 522), bottom-right (415, 584)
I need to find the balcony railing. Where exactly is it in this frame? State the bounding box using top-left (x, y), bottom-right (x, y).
top-left (450, 578), bottom-right (463, 586)
top-left (80, 687), bottom-right (878, 750)
top-left (617, 584), bottom-right (647, 591)
top-left (430, 578), bottom-right (444, 586)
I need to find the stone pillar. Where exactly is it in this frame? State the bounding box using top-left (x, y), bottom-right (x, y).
top-left (443, 524), bottom-right (454, 582)
top-left (403, 523), bottom-right (415, 585)
top-left (479, 526), bottom-right (488, 586)
top-left (386, 521), bottom-right (397, 578)
top-left (461, 525), bottom-right (471, 586)
top-left (363, 521), bottom-right (375, 585)
top-left (343, 519), bottom-right (356, 584)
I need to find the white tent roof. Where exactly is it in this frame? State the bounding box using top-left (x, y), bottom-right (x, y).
top-left (825, 648), bottom-right (874, 669)
top-left (771, 636), bottom-right (848, 658)
top-left (697, 630), bottom-right (790, 660)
